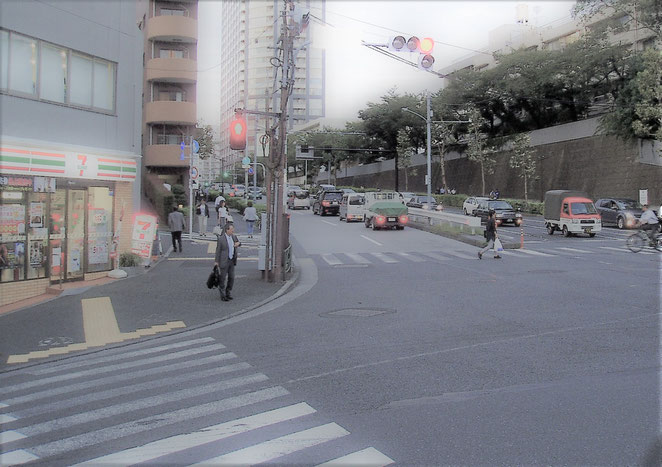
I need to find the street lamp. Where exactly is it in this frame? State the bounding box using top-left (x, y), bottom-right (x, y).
top-left (402, 90), bottom-right (432, 205)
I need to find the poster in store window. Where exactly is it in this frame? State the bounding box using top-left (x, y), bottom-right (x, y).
top-left (89, 240), bottom-right (109, 265)
top-left (29, 241), bottom-right (45, 267)
top-left (30, 202), bottom-right (44, 228)
top-left (0, 204), bottom-right (26, 235)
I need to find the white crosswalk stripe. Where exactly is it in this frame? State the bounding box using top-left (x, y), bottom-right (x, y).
top-left (514, 249), bottom-right (556, 257)
top-left (557, 247), bottom-right (593, 254)
top-left (0, 336), bottom-right (392, 466)
top-left (322, 254), bottom-right (343, 265)
top-left (395, 252), bottom-right (426, 262)
top-left (370, 252), bottom-right (399, 263)
top-left (344, 252), bottom-right (372, 264)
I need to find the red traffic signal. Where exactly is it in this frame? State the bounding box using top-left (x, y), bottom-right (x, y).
top-left (229, 116), bottom-right (247, 150)
top-left (420, 37), bottom-right (434, 54)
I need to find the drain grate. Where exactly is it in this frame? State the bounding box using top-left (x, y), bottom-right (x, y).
top-left (323, 308), bottom-right (394, 318)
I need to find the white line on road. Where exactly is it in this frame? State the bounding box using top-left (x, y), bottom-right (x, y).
top-left (0, 430), bottom-right (26, 444)
top-left (360, 235), bottom-right (382, 246)
top-left (396, 252), bottom-right (426, 262)
top-left (191, 423), bottom-right (350, 466)
top-left (599, 246), bottom-right (629, 253)
top-left (419, 251), bottom-right (450, 261)
top-left (321, 220), bottom-right (337, 227)
top-left (317, 447), bottom-right (395, 466)
top-left (0, 449), bottom-right (39, 465)
top-left (345, 253), bottom-right (372, 264)
top-left (0, 414), bottom-right (17, 423)
top-left (26, 387), bottom-right (290, 459)
top-left (321, 254), bottom-right (342, 266)
top-left (557, 247), bottom-right (593, 254)
top-left (370, 252), bottom-right (398, 264)
top-left (516, 249), bottom-right (555, 257)
top-left (74, 403), bottom-right (316, 466)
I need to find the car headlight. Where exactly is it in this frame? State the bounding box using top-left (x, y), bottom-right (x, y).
top-left (515, 213), bottom-right (522, 218)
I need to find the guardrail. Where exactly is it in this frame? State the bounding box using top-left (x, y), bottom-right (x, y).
top-left (407, 207), bottom-right (482, 235)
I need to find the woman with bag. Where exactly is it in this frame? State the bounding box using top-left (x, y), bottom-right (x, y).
top-left (478, 210), bottom-right (502, 260)
top-left (243, 201), bottom-right (258, 238)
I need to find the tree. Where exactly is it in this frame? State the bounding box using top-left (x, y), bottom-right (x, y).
top-left (396, 129), bottom-right (415, 191)
top-left (430, 122), bottom-right (456, 192)
top-left (509, 133), bottom-right (537, 202)
top-left (574, 0), bottom-right (662, 42)
top-left (194, 124), bottom-right (215, 159)
top-left (465, 105), bottom-right (496, 196)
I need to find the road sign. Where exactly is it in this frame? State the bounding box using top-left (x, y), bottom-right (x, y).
top-left (248, 167), bottom-right (254, 175)
top-left (180, 141), bottom-right (186, 161)
top-left (191, 166), bottom-right (199, 180)
top-left (242, 156), bottom-right (251, 165)
top-left (242, 164), bottom-right (250, 169)
top-left (192, 139), bottom-right (200, 154)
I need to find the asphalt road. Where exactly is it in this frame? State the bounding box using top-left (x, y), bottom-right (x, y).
top-left (0, 205), bottom-right (659, 465)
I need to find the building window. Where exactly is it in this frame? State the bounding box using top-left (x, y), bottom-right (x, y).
top-left (40, 43), bottom-right (67, 103)
top-left (0, 29), bottom-right (116, 113)
top-left (9, 33), bottom-right (37, 96)
top-left (160, 8), bottom-right (185, 16)
top-left (0, 30), bottom-right (8, 90)
top-left (70, 53), bottom-right (93, 107)
top-left (160, 49), bottom-right (185, 59)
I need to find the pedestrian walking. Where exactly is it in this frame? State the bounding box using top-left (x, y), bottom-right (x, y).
top-left (196, 200), bottom-right (209, 236)
top-left (167, 205), bottom-right (186, 253)
top-left (243, 201), bottom-right (258, 238)
top-left (214, 223), bottom-right (241, 301)
top-left (478, 210), bottom-right (501, 259)
top-left (214, 193), bottom-right (225, 210)
top-left (217, 200), bottom-right (228, 229)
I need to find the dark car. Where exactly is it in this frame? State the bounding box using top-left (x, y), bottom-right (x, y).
top-left (475, 200), bottom-right (522, 226)
top-left (595, 198), bottom-right (642, 229)
top-left (406, 195), bottom-right (438, 210)
top-left (313, 190), bottom-right (343, 216)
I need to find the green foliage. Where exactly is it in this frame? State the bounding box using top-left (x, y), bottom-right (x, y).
top-left (171, 184), bottom-right (188, 206)
top-left (574, 0), bottom-right (662, 42)
top-left (509, 133), bottom-right (537, 202)
top-left (119, 252), bottom-right (141, 267)
top-left (194, 124), bottom-right (215, 159)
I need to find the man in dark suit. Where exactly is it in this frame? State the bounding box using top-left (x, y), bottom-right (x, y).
top-left (214, 223), bottom-right (241, 301)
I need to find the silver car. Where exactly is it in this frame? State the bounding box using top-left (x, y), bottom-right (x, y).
top-left (463, 196), bottom-right (489, 215)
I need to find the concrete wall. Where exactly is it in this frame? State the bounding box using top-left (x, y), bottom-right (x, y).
top-left (322, 118), bottom-right (662, 205)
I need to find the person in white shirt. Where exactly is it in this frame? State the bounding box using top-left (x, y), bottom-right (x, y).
top-left (217, 200), bottom-right (228, 229)
top-left (243, 201), bottom-right (258, 238)
top-left (639, 204), bottom-right (660, 244)
top-left (214, 194), bottom-right (225, 210)
top-left (196, 201), bottom-right (209, 236)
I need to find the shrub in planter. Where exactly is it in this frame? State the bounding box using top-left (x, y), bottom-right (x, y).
top-left (119, 252), bottom-right (141, 267)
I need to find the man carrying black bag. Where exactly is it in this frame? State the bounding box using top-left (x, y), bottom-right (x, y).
top-left (214, 223), bottom-right (241, 301)
top-left (206, 265), bottom-right (219, 289)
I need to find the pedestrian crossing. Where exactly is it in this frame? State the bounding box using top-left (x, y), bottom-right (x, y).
top-left (0, 336), bottom-right (393, 466)
top-left (314, 245), bottom-right (657, 266)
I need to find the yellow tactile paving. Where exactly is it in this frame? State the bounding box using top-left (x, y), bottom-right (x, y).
top-left (6, 294), bottom-right (188, 364)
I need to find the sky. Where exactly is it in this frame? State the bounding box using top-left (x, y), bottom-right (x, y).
top-left (196, 0), bottom-right (577, 130)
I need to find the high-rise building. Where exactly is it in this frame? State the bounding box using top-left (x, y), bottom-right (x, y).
top-left (219, 0), bottom-right (325, 168)
top-left (137, 0), bottom-right (198, 197)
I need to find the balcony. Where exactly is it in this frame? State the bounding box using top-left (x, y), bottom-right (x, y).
top-left (148, 15), bottom-right (197, 43)
top-left (144, 144), bottom-right (189, 168)
top-left (145, 58), bottom-right (196, 83)
top-left (145, 101), bottom-right (196, 125)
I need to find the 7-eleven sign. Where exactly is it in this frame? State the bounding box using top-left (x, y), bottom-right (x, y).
top-left (131, 213), bottom-right (158, 260)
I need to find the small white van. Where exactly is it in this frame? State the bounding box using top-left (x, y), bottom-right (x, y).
top-left (339, 193), bottom-right (366, 222)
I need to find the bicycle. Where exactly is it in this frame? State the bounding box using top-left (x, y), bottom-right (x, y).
top-left (626, 228), bottom-right (662, 253)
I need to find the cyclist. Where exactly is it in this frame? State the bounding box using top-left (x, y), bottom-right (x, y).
top-left (638, 204), bottom-right (660, 245)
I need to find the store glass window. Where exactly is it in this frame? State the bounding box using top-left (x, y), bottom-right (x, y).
top-left (87, 187), bottom-right (113, 273)
top-left (27, 192), bottom-right (49, 279)
top-left (70, 53), bottom-right (93, 107)
top-left (66, 190), bottom-right (86, 280)
top-left (40, 43), bottom-right (67, 103)
top-left (49, 189), bottom-right (66, 280)
top-left (0, 202), bottom-right (26, 283)
top-left (9, 33), bottom-right (37, 96)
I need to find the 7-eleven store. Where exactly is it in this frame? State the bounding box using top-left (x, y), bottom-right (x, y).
top-left (0, 139), bottom-right (140, 306)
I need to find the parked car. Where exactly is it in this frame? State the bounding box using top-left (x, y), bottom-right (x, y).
top-left (398, 192), bottom-right (416, 204)
top-left (245, 186), bottom-right (263, 199)
top-left (287, 190), bottom-right (310, 210)
top-left (595, 198), bottom-right (642, 229)
top-left (313, 190), bottom-right (343, 216)
top-left (475, 200), bottom-right (523, 226)
top-left (407, 195), bottom-right (440, 210)
top-left (339, 193), bottom-right (366, 222)
top-left (463, 196), bottom-right (489, 216)
top-left (544, 190), bottom-right (601, 237)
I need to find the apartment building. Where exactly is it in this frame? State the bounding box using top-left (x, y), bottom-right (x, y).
top-left (137, 0), bottom-right (198, 197)
top-left (218, 0), bottom-right (325, 168)
top-left (439, 6), bottom-right (658, 78)
top-left (0, 0), bottom-right (142, 305)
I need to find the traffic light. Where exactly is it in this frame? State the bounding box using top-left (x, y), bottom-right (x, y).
top-left (388, 36), bottom-right (433, 54)
top-left (229, 115), bottom-right (247, 150)
top-left (418, 53), bottom-right (435, 71)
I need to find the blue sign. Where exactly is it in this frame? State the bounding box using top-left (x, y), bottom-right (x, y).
top-left (192, 139), bottom-right (200, 154)
top-left (180, 141), bottom-right (186, 161)
top-left (248, 167), bottom-right (254, 175)
top-left (242, 156), bottom-right (251, 165)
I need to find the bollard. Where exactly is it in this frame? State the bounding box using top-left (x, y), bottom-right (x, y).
top-left (520, 223), bottom-right (524, 248)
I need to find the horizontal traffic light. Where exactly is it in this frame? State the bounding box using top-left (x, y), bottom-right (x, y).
top-left (388, 36), bottom-right (434, 54)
